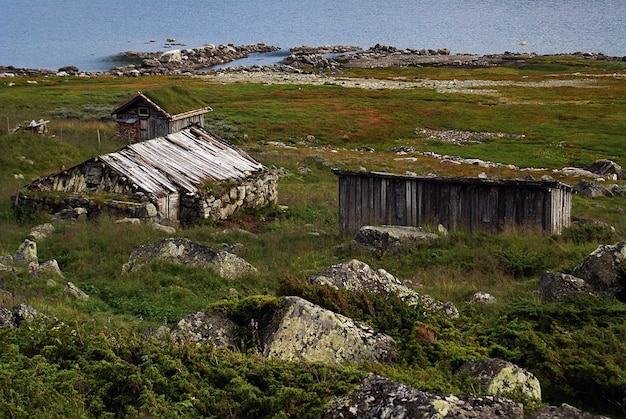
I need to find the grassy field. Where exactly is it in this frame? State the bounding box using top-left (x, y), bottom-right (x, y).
top-left (1, 56), bottom-right (626, 417)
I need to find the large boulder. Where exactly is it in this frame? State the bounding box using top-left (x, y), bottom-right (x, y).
top-left (122, 238), bottom-right (258, 280)
top-left (323, 373), bottom-right (524, 418)
top-left (538, 271), bottom-right (595, 302)
top-left (263, 296), bottom-right (396, 365)
top-left (308, 259), bottom-right (458, 317)
top-left (572, 242), bottom-right (626, 299)
top-left (171, 311), bottom-right (238, 347)
top-left (352, 225), bottom-right (438, 257)
top-left (582, 159), bottom-right (623, 181)
top-left (573, 181), bottom-right (613, 198)
top-left (457, 359), bottom-right (541, 401)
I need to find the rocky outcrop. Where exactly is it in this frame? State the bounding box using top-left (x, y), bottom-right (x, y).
top-left (572, 242), bottom-right (626, 299)
top-left (308, 259), bottom-right (458, 317)
top-left (457, 359), bottom-right (541, 401)
top-left (122, 238), bottom-right (258, 280)
top-left (171, 312), bottom-right (238, 347)
top-left (263, 296), bottom-right (396, 365)
top-left (323, 373), bottom-right (524, 418)
top-left (538, 271), bottom-right (595, 302)
top-left (0, 307), bottom-right (14, 328)
top-left (352, 225), bottom-right (438, 257)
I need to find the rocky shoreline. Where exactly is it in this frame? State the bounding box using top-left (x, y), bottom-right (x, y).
top-left (2, 42), bottom-right (624, 78)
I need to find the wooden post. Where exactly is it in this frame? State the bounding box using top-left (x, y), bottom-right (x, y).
top-left (98, 129), bottom-right (101, 148)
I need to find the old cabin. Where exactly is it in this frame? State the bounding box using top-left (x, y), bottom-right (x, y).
top-left (111, 86), bottom-right (212, 142)
top-left (27, 126), bottom-right (278, 224)
top-left (334, 169), bottom-right (573, 237)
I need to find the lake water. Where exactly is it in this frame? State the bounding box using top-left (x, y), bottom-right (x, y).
top-left (1, 0), bottom-right (624, 72)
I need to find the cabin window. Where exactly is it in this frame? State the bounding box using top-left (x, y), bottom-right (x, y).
top-left (138, 107), bottom-right (150, 117)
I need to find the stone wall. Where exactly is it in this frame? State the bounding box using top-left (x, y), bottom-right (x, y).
top-left (180, 170), bottom-right (278, 222)
top-left (15, 169), bottom-right (278, 225)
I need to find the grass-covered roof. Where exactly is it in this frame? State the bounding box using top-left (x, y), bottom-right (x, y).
top-left (141, 85), bottom-right (210, 115)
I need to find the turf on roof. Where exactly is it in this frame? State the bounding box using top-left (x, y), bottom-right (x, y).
top-left (142, 85), bottom-right (209, 115)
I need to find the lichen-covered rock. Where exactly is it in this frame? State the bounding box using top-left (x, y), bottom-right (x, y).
top-left (28, 223), bottom-right (55, 241)
top-left (352, 225), bottom-right (438, 257)
top-left (171, 312), bottom-right (238, 347)
top-left (36, 259), bottom-right (64, 278)
top-left (324, 373), bottom-right (524, 418)
top-left (469, 291), bottom-right (497, 304)
top-left (538, 271), bottom-right (594, 302)
top-left (531, 403), bottom-right (610, 419)
top-left (573, 181), bottom-right (613, 198)
top-left (264, 296), bottom-right (396, 365)
top-left (0, 306), bottom-right (14, 328)
top-left (308, 259), bottom-right (458, 317)
top-left (572, 242), bottom-right (626, 299)
top-left (457, 359), bottom-right (541, 401)
top-left (122, 238), bottom-right (257, 280)
top-left (14, 239), bottom-right (38, 266)
top-left (12, 304), bottom-right (43, 327)
top-left (64, 282), bottom-right (89, 301)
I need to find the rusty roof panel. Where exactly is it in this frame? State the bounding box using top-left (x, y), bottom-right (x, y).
top-left (99, 127), bottom-right (264, 197)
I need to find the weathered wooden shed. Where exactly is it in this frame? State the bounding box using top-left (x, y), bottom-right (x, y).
top-left (334, 169), bottom-right (573, 236)
top-left (111, 86), bottom-right (212, 142)
top-left (27, 126), bottom-right (278, 224)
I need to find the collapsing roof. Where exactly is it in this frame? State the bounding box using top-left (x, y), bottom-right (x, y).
top-left (31, 126), bottom-right (265, 199)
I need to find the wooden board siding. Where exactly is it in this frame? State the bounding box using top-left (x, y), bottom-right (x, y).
top-left (334, 170), bottom-right (572, 237)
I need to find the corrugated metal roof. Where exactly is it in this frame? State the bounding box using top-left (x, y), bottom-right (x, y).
top-left (99, 127), bottom-right (264, 197)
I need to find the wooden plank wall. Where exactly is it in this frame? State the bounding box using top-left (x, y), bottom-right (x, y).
top-left (335, 171), bottom-right (572, 237)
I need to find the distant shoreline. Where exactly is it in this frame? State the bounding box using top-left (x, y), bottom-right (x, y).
top-left (1, 44), bottom-right (624, 78)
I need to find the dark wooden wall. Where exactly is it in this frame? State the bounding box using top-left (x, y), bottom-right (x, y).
top-left (334, 170), bottom-right (572, 237)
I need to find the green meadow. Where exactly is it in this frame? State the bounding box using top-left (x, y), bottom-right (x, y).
top-left (1, 56), bottom-right (625, 417)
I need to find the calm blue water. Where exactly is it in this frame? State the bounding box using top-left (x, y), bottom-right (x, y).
top-left (1, 0), bottom-right (624, 72)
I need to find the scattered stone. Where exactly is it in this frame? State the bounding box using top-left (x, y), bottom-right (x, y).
top-left (324, 373), bottom-right (524, 418)
top-left (171, 312), bottom-right (238, 347)
top-left (457, 358), bottom-right (541, 401)
top-left (572, 242), bottom-right (626, 299)
top-left (116, 217), bottom-right (141, 224)
top-left (538, 271), bottom-right (594, 302)
top-left (122, 238), bottom-right (258, 280)
top-left (52, 207), bottom-right (88, 221)
top-left (151, 222), bottom-right (176, 234)
top-left (28, 223), bottom-right (55, 241)
top-left (264, 296), bottom-right (396, 365)
top-left (352, 225), bottom-right (438, 257)
top-left (308, 259), bottom-right (458, 318)
top-left (64, 282), bottom-right (89, 301)
top-left (469, 291), bottom-right (497, 304)
top-left (14, 239), bottom-right (38, 266)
